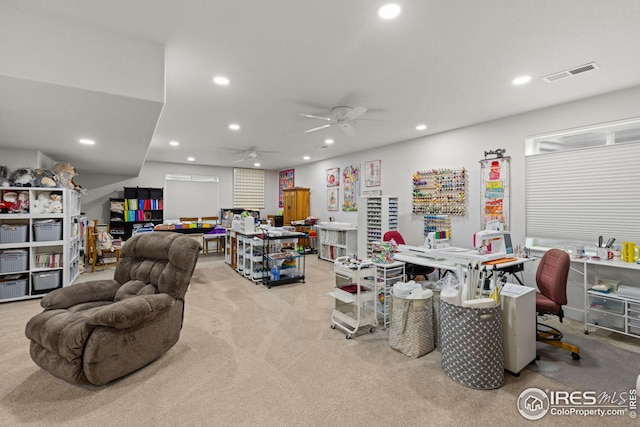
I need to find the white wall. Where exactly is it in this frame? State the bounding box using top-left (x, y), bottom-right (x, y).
top-left (290, 84), bottom-right (640, 320)
top-left (79, 161), bottom-right (280, 224)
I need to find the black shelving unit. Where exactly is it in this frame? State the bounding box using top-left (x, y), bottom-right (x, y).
top-left (262, 232), bottom-right (306, 289)
top-left (110, 187), bottom-right (163, 240)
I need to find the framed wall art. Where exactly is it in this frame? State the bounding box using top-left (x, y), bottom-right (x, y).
top-left (326, 167), bottom-right (339, 187)
top-left (364, 160), bottom-right (381, 187)
top-left (327, 188), bottom-right (338, 211)
top-left (278, 169), bottom-right (294, 208)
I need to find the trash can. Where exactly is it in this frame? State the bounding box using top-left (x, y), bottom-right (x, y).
top-left (388, 290), bottom-right (435, 358)
top-left (439, 300), bottom-right (504, 389)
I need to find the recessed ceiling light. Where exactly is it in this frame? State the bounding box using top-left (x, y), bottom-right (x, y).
top-left (79, 139), bottom-right (95, 145)
top-left (512, 75), bottom-right (532, 85)
top-left (254, 163), bottom-right (261, 167)
top-left (416, 124), bottom-right (428, 131)
top-left (187, 157), bottom-right (195, 162)
top-left (213, 76), bottom-right (230, 85)
top-left (303, 155), bottom-right (310, 161)
top-left (325, 138), bottom-right (334, 144)
top-left (169, 141), bottom-right (179, 146)
top-left (379, 4), bottom-right (401, 19)
top-left (229, 123), bottom-right (240, 130)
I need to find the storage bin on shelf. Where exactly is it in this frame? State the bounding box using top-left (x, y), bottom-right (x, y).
top-left (0, 224), bottom-right (28, 243)
top-left (33, 220), bottom-right (62, 241)
top-left (439, 299), bottom-right (504, 389)
top-left (0, 275), bottom-right (28, 299)
top-left (388, 287), bottom-right (434, 358)
top-left (32, 270), bottom-right (62, 292)
top-left (0, 249), bottom-right (28, 273)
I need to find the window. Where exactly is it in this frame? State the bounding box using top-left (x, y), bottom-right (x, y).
top-left (233, 168), bottom-right (265, 210)
top-left (525, 117), bottom-right (640, 249)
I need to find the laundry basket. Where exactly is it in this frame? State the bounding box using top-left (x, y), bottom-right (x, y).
top-left (439, 300), bottom-right (504, 389)
top-left (388, 290), bottom-right (434, 358)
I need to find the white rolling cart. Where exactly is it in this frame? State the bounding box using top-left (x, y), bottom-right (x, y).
top-left (329, 256), bottom-right (377, 339)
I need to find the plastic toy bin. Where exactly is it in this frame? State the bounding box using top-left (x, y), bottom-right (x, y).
top-left (33, 221), bottom-right (62, 241)
top-left (0, 277), bottom-right (28, 299)
top-left (0, 224), bottom-right (28, 243)
top-left (32, 270), bottom-right (61, 291)
top-left (0, 250), bottom-right (28, 273)
top-left (439, 300), bottom-right (504, 389)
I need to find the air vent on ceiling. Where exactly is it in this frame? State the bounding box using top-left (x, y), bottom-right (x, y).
top-left (542, 62), bottom-right (599, 83)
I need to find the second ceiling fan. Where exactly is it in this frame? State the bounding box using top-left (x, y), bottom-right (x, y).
top-left (299, 106), bottom-right (368, 136)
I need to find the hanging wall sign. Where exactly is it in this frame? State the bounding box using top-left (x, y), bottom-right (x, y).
top-left (480, 157), bottom-right (510, 229)
top-left (342, 164), bottom-right (360, 211)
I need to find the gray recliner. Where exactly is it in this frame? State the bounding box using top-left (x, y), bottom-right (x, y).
top-left (25, 232), bottom-right (201, 385)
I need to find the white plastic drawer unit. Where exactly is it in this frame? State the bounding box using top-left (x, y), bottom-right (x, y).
top-left (587, 310), bottom-right (625, 332)
top-left (628, 301), bottom-right (640, 321)
top-left (588, 294), bottom-right (625, 315)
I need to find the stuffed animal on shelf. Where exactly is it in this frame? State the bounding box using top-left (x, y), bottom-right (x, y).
top-left (0, 191), bottom-right (16, 213)
top-left (33, 168), bottom-right (60, 188)
top-left (0, 166), bottom-right (10, 187)
top-left (48, 193), bottom-right (63, 213)
top-left (31, 192), bottom-right (52, 214)
top-left (52, 163), bottom-right (77, 190)
top-left (11, 191), bottom-right (29, 213)
top-left (9, 168), bottom-right (36, 187)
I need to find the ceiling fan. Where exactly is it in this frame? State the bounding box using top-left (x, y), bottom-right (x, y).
top-left (299, 106), bottom-right (369, 136)
top-left (225, 147), bottom-right (276, 164)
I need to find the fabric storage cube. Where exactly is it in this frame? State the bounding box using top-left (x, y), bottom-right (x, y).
top-left (33, 220), bottom-right (62, 241)
top-left (0, 249), bottom-right (28, 273)
top-left (0, 277), bottom-right (28, 299)
top-left (32, 270), bottom-right (61, 291)
top-left (0, 224), bottom-right (28, 243)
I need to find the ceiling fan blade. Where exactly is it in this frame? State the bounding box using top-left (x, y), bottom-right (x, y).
top-left (304, 124), bottom-right (332, 133)
top-left (299, 113), bottom-right (332, 121)
top-left (344, 106), bottom-right (368, 121)
top-left (339, 122), bottom-right (356, 136)
top-left (230, 158), bottom-right (246, 164)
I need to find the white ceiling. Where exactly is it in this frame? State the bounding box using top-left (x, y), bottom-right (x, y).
top-left (2, 1), bottom-right (640, 177)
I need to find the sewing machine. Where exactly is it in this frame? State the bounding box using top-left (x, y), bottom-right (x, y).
top-left (474, 230), bottom-right (513, 257)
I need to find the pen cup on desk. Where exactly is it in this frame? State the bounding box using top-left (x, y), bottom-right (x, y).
top-left (621, 242), bottom-right (639, 262)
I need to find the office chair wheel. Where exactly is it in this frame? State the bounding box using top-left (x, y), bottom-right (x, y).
top-left (572, 352), bottom-right (580, 360)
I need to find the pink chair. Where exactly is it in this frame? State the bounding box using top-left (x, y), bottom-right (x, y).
top-left (383, 231), bottom-right (435, 280)
top-left (535, 248), bottom-right (580, 360)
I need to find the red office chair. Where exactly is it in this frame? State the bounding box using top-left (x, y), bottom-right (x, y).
top-left (383, 231), bottom-right (435, 280)
top-left (535, 248), bottom-right (580, 360)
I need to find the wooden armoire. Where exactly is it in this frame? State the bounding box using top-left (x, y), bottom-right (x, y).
top-left (283, 187), bottom-right (310, 225)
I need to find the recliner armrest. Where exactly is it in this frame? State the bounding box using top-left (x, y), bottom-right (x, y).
top-left (41, 279), bottom-right (122, 310)
top-left (88, 294), bottom-right (175, 329)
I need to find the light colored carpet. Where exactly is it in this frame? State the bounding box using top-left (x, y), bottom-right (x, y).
top-left (1, 254), bottom-right (638, 427)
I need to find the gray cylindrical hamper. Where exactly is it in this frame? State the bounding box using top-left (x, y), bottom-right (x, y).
top-left (388, 290), bottom-right (434, 358)
top-left (439, 299), bottom-right (504, 389)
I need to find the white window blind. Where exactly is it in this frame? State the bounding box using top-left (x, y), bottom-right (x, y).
top-left (233, 168), bottom-right (265, 209)
top-left (526, 142), bottom-right (640, 245)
